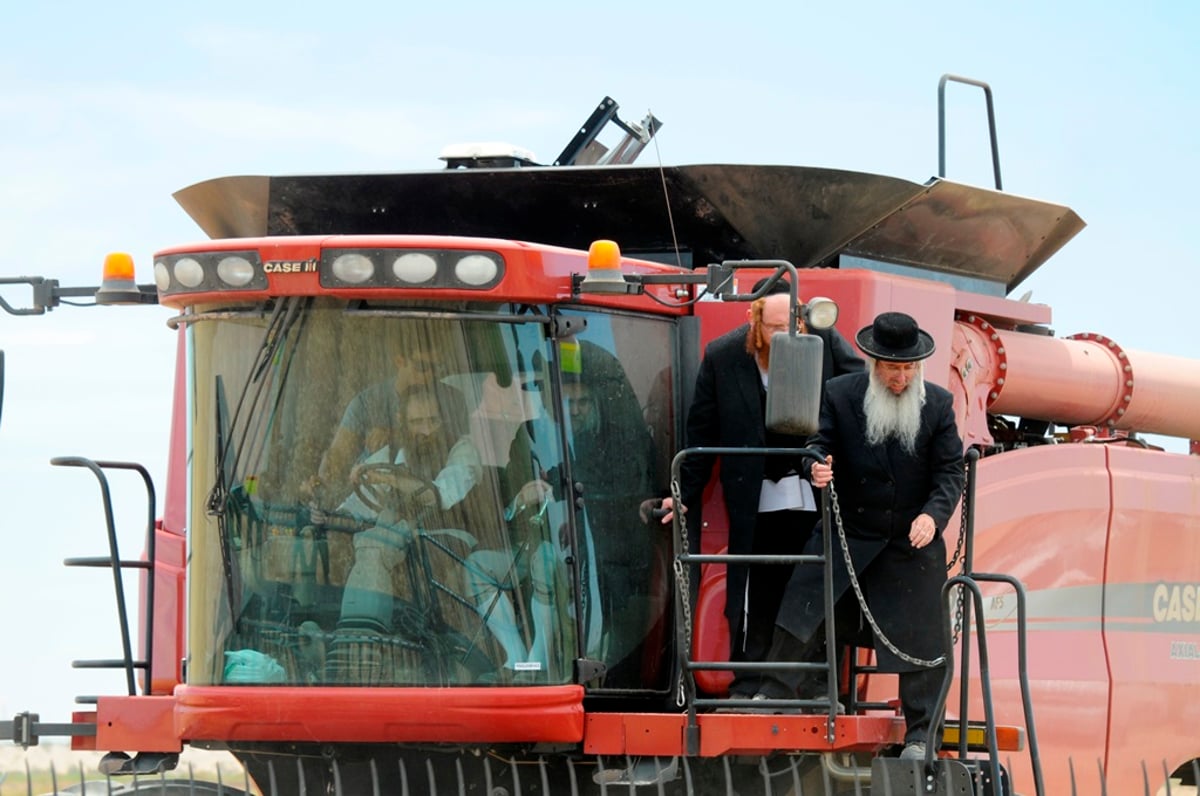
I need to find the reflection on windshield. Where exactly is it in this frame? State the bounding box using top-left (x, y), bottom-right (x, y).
top-left (188, 302), bottom-right (674, 691)
top-left (557, 335), bottom-right (662, 689)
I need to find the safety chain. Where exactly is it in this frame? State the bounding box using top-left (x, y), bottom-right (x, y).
top-left (670, 477), bottom-right (691, 708)
top-left (670, 454), bottom-right (969, 689)
top-left (827, 478), bottom-right (946, 669)
top-left (945, 457), bottom-right (971, 647)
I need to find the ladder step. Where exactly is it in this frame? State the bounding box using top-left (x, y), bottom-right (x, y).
top-left (72, 659), bottom-right (148, 670)
top-left (64, 557), bottom-right (151, 569)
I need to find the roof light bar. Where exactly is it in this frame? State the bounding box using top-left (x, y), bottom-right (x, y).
top-left (320, 248), bottom-right (504, 290)
top-left (154, 250), bottom-right (267, 296)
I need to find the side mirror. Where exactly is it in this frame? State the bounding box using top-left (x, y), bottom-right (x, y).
top-left (764, 333), bottom-right (822, 436)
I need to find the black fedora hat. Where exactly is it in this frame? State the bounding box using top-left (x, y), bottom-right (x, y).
top-left (855, 312), bottom-right (935, 362)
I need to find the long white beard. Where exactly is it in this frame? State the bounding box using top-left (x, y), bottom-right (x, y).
top-left (864, 362), bottom-right (926, 454)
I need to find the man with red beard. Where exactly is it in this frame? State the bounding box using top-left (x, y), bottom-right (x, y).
top-left (755, 312), bottom-right (964, 763)
top-left (663, 278), bottom-right (863, 700)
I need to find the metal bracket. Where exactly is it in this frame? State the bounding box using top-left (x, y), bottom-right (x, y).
top-left (871, 756), bottom-right (996, 795)
top-left (574, 658), bottom-right (607, 686)
top-left (1, 711), bottom-right (97, 749)
top-left (593, 756), bottom-right (679, 787)
top-left (99, 750), bottom-right (180, 776)
top-left (0, 276), bottom-right (157, 315)
top-left (705, 262), bottom-right (735, 297)
top-left (549, 315), bottom-right (588, 340)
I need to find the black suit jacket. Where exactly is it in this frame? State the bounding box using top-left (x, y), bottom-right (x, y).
top-left (778, 371), bottom-right (965, 670)
top-left (679, 324), bottom-right (864, 620)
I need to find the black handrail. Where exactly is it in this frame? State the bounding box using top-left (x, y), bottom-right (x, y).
top-left (53, 457), bottom-right (157, 699)
top-left (938, 74), bottom-right (1003, 190)
top-left (670, 445), bottom-right (837, 752)
top-left (929, 447), bottom-right (1044, 796)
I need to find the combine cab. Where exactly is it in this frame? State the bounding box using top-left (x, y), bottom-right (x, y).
top-left (2, 85), bottom-right (1198, 795)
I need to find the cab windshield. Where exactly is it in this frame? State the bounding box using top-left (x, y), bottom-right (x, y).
top-left (186, 299), bottom-right (675, 691)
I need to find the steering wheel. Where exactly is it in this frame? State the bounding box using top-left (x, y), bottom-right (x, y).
top-left (353, 462), bottom-right (439, 515)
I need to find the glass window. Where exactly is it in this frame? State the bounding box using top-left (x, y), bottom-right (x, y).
top-left (187, 301), bottom-right (579, 687)
top-left (554, 309), bottom-right (676, 691)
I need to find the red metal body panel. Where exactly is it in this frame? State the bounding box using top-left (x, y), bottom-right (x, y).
top-left (163, 329), bottom-right (189, 535)
top-left (694, 714), bottom-right (905, 757)
top-left (90, 698), bottom-right (180, 753)
top-left (70, 711), bottom-right (98, 751)
top-left (966, 446), bottom-right (1112, 793)
top-left (172, 685), bottom-right (585, 744)
top-left (950, 444), bottom-right (1200, 793)
top-left (793, 267), bottom-right (959, 389)
top-left (1103, 446), bottom-right (1200, 786)
top-left (148, 529), bottom-right (186, 695)
top-left (584, 713), bottom-right (689, 756)
top-left (150, 328), bottom-right (190, 695)
top-left (583, 713), bottom-right (906, 757)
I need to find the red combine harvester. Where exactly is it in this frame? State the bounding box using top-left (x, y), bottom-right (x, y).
top-left (2, 84), bottom-right (1198, 795)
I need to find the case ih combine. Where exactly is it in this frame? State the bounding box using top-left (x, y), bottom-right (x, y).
top-left (2, 83), bottom-right (1198, 795)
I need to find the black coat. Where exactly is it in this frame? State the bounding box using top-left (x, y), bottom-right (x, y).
top-left (679, 324), bottom-right (864, 621)
top-left (777, 371), bottom-right (965, 671)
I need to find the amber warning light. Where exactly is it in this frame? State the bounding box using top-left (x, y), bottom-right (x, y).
top-left (95, 252), bottom-right (158, 306)
top-left (576, 239), bottom-right (637, 294)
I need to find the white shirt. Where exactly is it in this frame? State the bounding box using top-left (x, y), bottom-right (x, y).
top-left (756, 364), bottom-right (816, 512)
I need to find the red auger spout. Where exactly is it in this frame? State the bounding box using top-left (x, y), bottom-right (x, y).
top-left (953, 312), bottom-right (1200, 445)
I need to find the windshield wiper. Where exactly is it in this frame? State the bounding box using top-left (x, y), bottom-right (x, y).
top-left (205, 297), bottom-right (310, 626)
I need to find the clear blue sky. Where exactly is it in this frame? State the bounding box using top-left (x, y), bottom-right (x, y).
top-left (0, 1), bottom-right (1195, 727)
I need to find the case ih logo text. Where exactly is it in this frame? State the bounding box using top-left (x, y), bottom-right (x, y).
top-left (1152, 582), bottom-right (1200, 623)
top-left (264, 259), bottom-right (318, 274)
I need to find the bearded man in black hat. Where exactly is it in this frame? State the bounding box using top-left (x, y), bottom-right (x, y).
top-left (755, 311), bottom-right (964, 763)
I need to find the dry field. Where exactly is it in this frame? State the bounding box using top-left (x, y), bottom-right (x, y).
top-left (0, 745), bottom-right (254, 795)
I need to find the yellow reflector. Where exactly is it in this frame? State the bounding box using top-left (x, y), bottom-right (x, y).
top-left (940, 723), bottom-right (1025, 752)
top-left (587, 239), bottom-right (621, 270)
top-left (103, 252), bottom-right (136, 282)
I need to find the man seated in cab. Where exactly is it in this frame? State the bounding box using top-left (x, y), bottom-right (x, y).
top-left (306, 346), bottom-right (452, 507)
top-left (333, 381), bottom-right (483, 632)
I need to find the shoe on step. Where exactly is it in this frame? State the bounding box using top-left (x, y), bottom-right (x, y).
top-left (744, 693), bottom-right (784, 714)
top-left (802, 695), bottom-right (846, 715)
top-left (899, 741), bottom-right (927, 761)
top-left (713, 693), bottom-right (769, 714)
